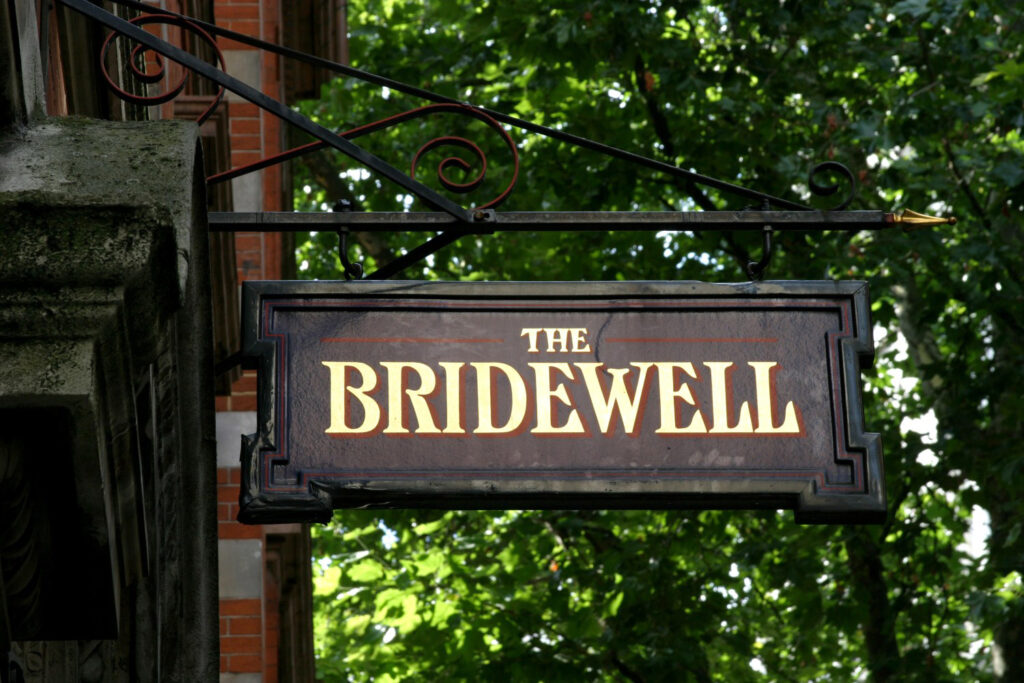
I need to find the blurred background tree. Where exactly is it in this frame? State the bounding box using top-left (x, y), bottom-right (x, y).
top-left (292, 1), bottom-right (1024, 680)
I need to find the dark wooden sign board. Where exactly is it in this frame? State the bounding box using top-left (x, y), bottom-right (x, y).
top-left (237, 280), bottom-right (884, 524)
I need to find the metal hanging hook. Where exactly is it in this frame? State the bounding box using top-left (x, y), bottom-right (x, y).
top-left (333, 199), bottom-right (363, 280)
top-left (336, 230), bottom-right (364, 280)
top-left (746, 225), bottom-right (773, 281)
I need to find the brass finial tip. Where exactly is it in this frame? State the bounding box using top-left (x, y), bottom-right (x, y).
top-left (893, 209), bottom-right (957, 229)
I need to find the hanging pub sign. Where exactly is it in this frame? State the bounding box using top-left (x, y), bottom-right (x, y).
top-left (237, 280), bottom-right (884, 524)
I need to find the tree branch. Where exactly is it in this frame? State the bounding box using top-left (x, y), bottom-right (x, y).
top-left (846, 532), bottom-right (901, 682)
top-left (941, 138), bottom-right (991, 229)
top-left (914, 27), bottom-right (992, 230)
top-left (632, 53), bottom-right (718, 212)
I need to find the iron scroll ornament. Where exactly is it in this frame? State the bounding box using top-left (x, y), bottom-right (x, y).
top-left (71, 0), bottom-right (955, 283)
top-left (208, 103), bottom-right (521, 211)
top-left (808, 161), bottom-right (858, 212)
top-left (99, 13), bottom-right (226, 125)
top-left (81, 0), bottom-right (860, 216)
top-left (63, 0), bottom-right (479, 221)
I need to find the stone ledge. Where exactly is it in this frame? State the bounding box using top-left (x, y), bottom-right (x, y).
top-left (0, 118), bottom-right (201, 304)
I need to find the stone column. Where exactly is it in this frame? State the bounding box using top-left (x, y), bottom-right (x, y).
top-left (0, 118), bottom-right (219, 682)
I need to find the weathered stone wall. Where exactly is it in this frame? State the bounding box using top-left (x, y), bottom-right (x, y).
top-left (0, 118), bottom-right (219, 681)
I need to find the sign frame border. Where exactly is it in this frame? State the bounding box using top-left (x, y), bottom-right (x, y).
top-left (237, 280), bottom-right (885, 524)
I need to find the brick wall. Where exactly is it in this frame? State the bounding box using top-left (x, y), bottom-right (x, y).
top-left (213, 1), bottom-right (299, 681)
top-left (216, 370), bottom-right (257, 412)
top-left (208, 0), bottom-right (341, 678)
top-left (220, 598), bottom-right (264, 675)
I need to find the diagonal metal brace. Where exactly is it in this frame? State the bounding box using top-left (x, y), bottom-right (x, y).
top-left (57, 0), bottom-right (475, 223)
top-left (107, 0), bottom-right (813, 211)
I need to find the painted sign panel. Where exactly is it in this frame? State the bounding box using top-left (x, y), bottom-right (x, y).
top-left (237, 281), bottom-right (884, 524)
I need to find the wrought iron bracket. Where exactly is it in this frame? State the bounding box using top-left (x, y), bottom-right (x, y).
top-left (59, 0), bottom-right (476, 223)
top-left (64, 0), bottom-right (957, 282)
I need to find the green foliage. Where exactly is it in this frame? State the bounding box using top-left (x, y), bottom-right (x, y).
top-left (296, 1), bottom-right (1024, 680)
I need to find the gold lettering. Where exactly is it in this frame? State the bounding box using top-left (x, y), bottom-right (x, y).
top-left (529, 363), bottom-right (586, 434)
top-left (705, 361), bottom-right (754, 434)
top-left (379, 362), bottom-right (441, 434)
top-left (749, 361), bottom-right (801, 434)
top-left (323, 361), bottom-right (382, 434)
top-left (472, 362), bottom-right (529, 434)
top-left (439, 362), bottom-right (466, 434)
top-left (326, 357), bottom-right (802, 440)
top-left (545, 328), bottom-right (569, 352)
top-left (520, 328), bottom-right (541, 353)
top-left (576, 362), bottom-right (653, 435)
top-left (571, 328), bottom-right (591, 353)
top-left (653, 362), bottom-right (707, 434)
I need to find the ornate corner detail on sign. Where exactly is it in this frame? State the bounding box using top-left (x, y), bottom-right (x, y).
top-left (237, 301), bottom-right (335, 524)
top-left (236, 280), bottom-right (885, 525)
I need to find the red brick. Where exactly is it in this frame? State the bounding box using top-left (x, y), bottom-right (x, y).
top-left (229, 616), bottom-right (262, 635)
top-left (237, 263), bottom-right (264, 281)
top-left (229, 468), bottom-right (242, 485)
top-left (217, 486), bottom-right (238, 503)
top-left (215, 395), bottom-right (229, 412)
top-left (218, 503), bottom-right (232, 521)
top-left (262, 16), bottom-right (277, 38)
top-left (219, 37), bottom-right (254, 50)
top-left (219, 522), bottom-right (262, 539)
top-left (235, 258), bottom-right (261, 271)
top-left (263, 108), bottom-right (281, 144)
top-left (230, 150), bottom-right (262, 167)
top-left (261, 233), bottom-right (283, 277)
top-left (223, 20), bottom-right (260, 36)
top-left (216, 4), bottom-right (259, 20)
top-left (220, 598), bottom-right (261, 617)
top-left (230, 395), bottom-right (258, 411)
top-left (231, 118), bottom-right (260, 136)
top-left (220, 617), bottom-right (229, 635)
top-left (235, 234), bottom-right (261, 252)
top-left (221, 655), bottom-right (228, 672)
top-left (231, 135), bottom-right (261, 151)
top-left (263, 162), bottom-right (282, 213)
top-left (232, 372), bottom-right (258, 393)
top-left (228, 102), bottom-right (259, 118)
top-left (228, 654), bottom-right (262, 673)
top-left (222, 635), bottom-right (261, 654)
top-left (217, 468), bottom-right (229, 484)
